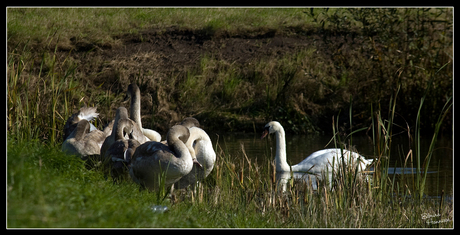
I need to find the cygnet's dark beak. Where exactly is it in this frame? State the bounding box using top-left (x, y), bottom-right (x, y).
top-left (193, 158), bottom-right (203, 168)
top-left (123, 94), bottom-right (130, 102)
top-left (261, 127), bottom-right (269, 140)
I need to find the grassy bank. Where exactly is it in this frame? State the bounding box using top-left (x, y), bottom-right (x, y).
top-left (7, 8), bottom-right (313, 49)
top-left (8, 77), bottom-right (453, 228)
top-left (7, 98), bottom-right (453, 227)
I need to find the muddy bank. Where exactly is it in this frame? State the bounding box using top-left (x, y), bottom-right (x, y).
top-left (44, 25), bottom-right (452, 136)
top-left (58, 28), bottom-right (323, 133)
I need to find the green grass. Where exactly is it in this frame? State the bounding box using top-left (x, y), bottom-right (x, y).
top-left (9, 8), bottom-right (449, 48)
top-left (7, 8), bottom-right (311, 50)
top-left (7, 137), bottom-right (207, 228)
top-left (7, 137), bottom-right (453, 228)
top-left (7, 94), bottom-right (453, 228)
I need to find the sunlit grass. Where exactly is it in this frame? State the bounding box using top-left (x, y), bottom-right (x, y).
top-left (7, 99), bottom-right (453, 228)
top-left (7, 7), bottom-right (311, 50)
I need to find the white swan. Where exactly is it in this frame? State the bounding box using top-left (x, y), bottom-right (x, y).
top-left (261, 121), bottom-right (373, 174)
top-left (61, 119), bottom-right (106, 159)
top-left (129, 125), bottom-right (202, 191)
top-left (174, 126), bottom-right (216, 189)
top-left (125, 83), bottom-right (162, 142)
top-left (103, 118), bottom-right (140, 182)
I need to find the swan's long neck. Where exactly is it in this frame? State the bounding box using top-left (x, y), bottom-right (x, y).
top-left (187, 128), bottom-right (208, 150)
top-left (186, 128), bottom-right (214, 163)
top-left (185, 131), bottom-right (199, 159)
top-left (112, 108), bottom-right (129, 141)
top-left (115, 120), bottom-right (131, 141)
top-left (168, 126), bottom-right (194, 173)
top-left (171, 138), bottom-right (193, 173)
top-left (130, 86), bottom-right (142, 128)
top-left (275, 127), bottom-right (290, 172)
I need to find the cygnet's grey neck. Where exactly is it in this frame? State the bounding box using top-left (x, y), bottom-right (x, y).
top-left (130, 86), bottom-right (142, 128)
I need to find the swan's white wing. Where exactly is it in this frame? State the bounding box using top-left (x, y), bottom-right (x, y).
top-left (143, 128), bottom-right (162, 142)
top-left (292, 148), bottom-right (372, 173)
top-left (291, 148), bottom-right (350, 173)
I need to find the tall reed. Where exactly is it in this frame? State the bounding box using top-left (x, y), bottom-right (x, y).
top-left (413, 71), bottom-right (453, 200)
top-left (7, 35), bottom-right (81, 144)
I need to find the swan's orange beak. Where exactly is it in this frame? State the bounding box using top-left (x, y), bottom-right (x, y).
top-left (261, 129), bottom-right (269, 140)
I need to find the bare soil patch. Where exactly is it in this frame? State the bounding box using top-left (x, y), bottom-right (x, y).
top-left (59, 27), bottom-right (335, 133)
top-left (48, 25), bottom-right (451, 136)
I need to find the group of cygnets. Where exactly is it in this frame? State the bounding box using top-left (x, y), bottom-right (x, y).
top-left (61, 83), bottom-right (374, 193)
top-left (61, 83), bottom-right (216, 192)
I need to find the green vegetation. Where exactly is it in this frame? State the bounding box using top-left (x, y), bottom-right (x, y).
top-left (7, 7), bottom-right (453, 228)
top-left (7, 137), bottom-right (200, 227)
top-left (7, 8), bottom-right (311, 48)
top-left (7, 95), bottom-right (453, 227)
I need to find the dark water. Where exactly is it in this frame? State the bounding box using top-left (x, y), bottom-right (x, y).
top-left (208, 132), bottom-right (452, 197)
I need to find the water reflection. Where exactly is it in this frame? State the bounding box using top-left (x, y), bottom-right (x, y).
top-left (210, 132), bottom-right (452, 197)
top-left (276, 168), bottom-right (443, 195)
top-left (384, 167), bottom-right (437, 175)
top-left (276, 170), bottom-right (372, 192)
top-left (275, 171), bottom-right (321, 192)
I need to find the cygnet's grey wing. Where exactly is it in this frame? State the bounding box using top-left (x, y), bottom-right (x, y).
top-left (131, 141), bottom-right (174, 163)
top-left (130, 142), bottom-right (176, 187)
top-left (103, 119), bottom-right (114, 137)
top-left (86, 129), bottom-right (106, 150)
top-left (108, 139), bottom-right (140, 182)
top-left (105, 140), bottom-right (128, 162)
